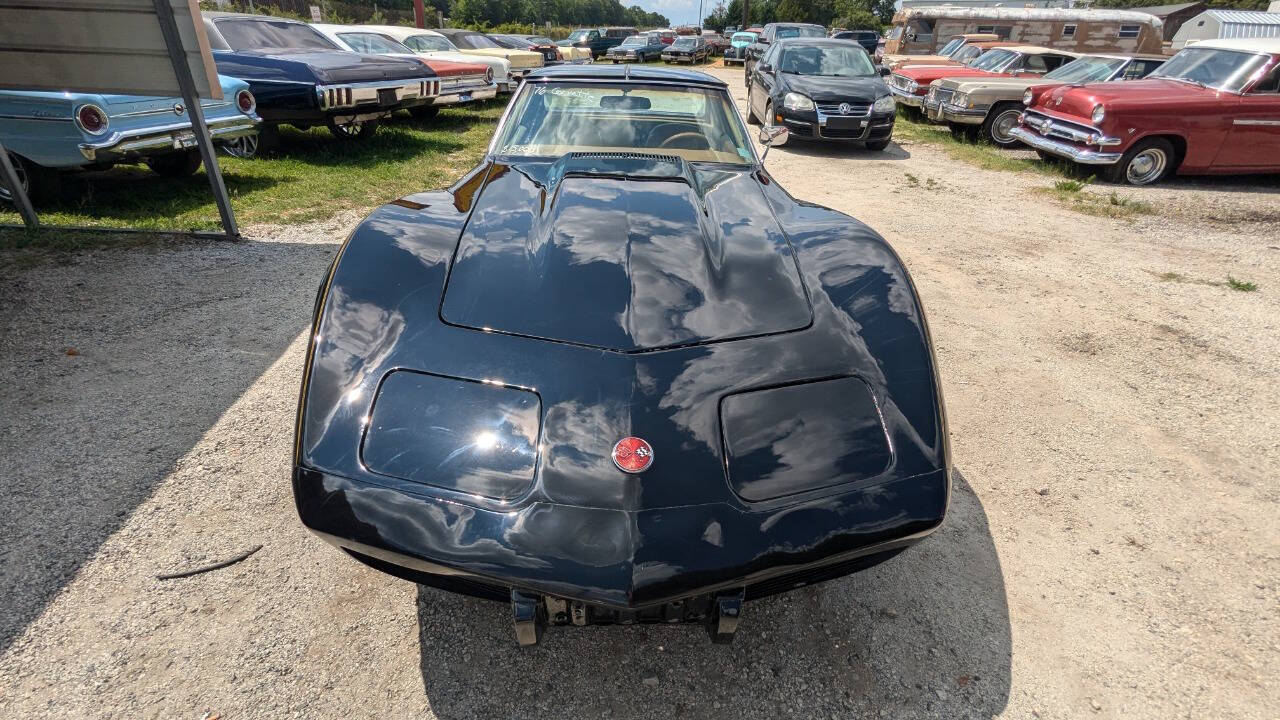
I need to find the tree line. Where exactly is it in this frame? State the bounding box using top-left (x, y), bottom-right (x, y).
top-left (402, 0), bottom-right (668, 27)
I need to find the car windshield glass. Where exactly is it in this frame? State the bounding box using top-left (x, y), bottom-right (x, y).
top-left (779, 45), bottom-right (875, 76)
top-left (405, 34), bottom-right (456, 52)
top-left (216, 19), bottom-right (336, 50)
top-left (531, 37), bottom-right (554, 44)
top-left (672, 38), bottom-right (696, 48)
top-left (338, 32), bottom-right (412, 54)
top-left (970, 49), bottom-right (1014, 70)
top-left (568, 30), bottom-right (593, 41)
top-left (937, 38), bottom-right (964, 55)
top-left (493, 82), bottom-right (754, 165)
top-left (1148, 47), bottom-right (1270, 92)
top-left (620, 36), bottom-right (645, 46)
top-left (775, 26), bottom-right (824, 40)
top-left (1044, 56), bottom-right (1127, 83)
top-left (456, 33), bottom-right (502, 49)
top-left (732, 33), bottom-right (756, 43)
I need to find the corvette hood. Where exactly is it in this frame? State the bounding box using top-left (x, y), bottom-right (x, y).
top-left (440, 155), bottom-right (813, 352)
top-left (781, 74), bottom-right (885, 102)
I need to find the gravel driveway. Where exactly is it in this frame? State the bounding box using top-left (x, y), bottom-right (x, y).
top-left (0, 66), bottom-right (1276, 719)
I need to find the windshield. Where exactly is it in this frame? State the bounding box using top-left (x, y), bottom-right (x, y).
top-left (338, 32), bottom-right (413, 54)
top-left (215, 19), bottom-right (336, 50)
top-left (732, 32), bottom-right (757, 44)
top-left (779, 45), bottom-right (875, 76)
top-left (672, 38), bottom-right (697, 49)
top-left (531, 37), bottom-right (554, 44)
top-left (970, 49), bottom-right (1015, 71)
top-left (493, 82), bottom-right (754, 165)
top-left (620, 36), bottom-right (646, 46)
top-left (775, 26), bottom-right (825, 40)
top-left (403, 34), bottom-right (456, 52)
top-left (1044, 56), bottom-right (1127, 83)
top-left (1148, 47), bottom-right (1270, 92)
top-left (455, 32), bottom-right (502, 49)
top-left (937, 38), bottom-right (964, 56)
top-left (568, 30), bottom-right (594, 42)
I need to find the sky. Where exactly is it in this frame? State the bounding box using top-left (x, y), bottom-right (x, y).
top-left (631, 0), bottom-right (716, 26)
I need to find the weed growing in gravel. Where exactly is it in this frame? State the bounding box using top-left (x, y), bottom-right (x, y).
top-left (1227, 276), bottom-right (1259, 292)
top-left (1054, 179), bottom-right (1089, 193)
top-left (893, 108), bottom-right (1083, 179)
top-left (1036, 185), bottom-right (1153, 219)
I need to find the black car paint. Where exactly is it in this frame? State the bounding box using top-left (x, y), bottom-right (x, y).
top-left (833, 30), bottom-right (880, 57)
top-left (747, 40), bottom-right (896, 144)
top-left (663, 38), bottom-right (712, 64)
top-left (605, 34), bottom-right (667, 63)
top-left (202, 14), bottom-right (434, 127)
top-left (293, 65), bottom-right (948, 631)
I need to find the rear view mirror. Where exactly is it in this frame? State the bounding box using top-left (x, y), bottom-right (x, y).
top-left (600, 95), bottom-right (651, 110)
top-left (759, 125), bottom-right (789, 148)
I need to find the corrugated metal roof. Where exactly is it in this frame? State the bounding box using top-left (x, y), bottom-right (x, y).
top-left (1128, 3), bottom-right (1203, 18)
top-left (1204, 10), bottom-right (1280, 26)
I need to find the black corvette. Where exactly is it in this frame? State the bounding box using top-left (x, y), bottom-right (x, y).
top-left (294, 65), bottom-right (949, 645)
top-left (746, 38), bottom-right (897, 149)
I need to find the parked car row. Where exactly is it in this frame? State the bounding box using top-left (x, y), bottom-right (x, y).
top-left (890, 36), bottom-right (1280, 185)
top-left (0, 13), bottom-right (611, 203)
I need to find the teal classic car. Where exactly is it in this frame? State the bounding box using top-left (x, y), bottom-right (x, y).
top-left (723, 31), bottom-right (759, 65)
top-left (0, 75), bottom-right (260, 204)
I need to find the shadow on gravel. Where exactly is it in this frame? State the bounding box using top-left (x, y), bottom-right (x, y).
top-left (417, 469), bottom-right (1010, 718)
top-left (775, 139), bottom-right (911, 162)
top-left (0, 237), bottom-right (336, 651)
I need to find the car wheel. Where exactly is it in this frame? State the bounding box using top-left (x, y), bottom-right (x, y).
top-left (1105, 137), bottom-right (1175, 186)
top-left (763, 101), bottom-right (777, 132)
top-left (982, 103), bottom-right (1024, 148)
top-left (222, 133), bottom-right (259, 159)
top-left (746, 85), bottom-right (760, 125)
top-left (409, 105), bottom-right (440, 121)
top-left (146, 149), bottom-right (203, 178)
top-left (0, 151), bottom-right (58, 205)
top-left (327, 118), bottom-right (380, 141)
top-left (865, 138), bottom-right (891, 152)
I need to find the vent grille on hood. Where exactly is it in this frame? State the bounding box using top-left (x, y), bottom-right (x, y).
top-left (568, 151), bottom-right (681, 163)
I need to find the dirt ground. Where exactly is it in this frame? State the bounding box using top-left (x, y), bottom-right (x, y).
top-left (0, 66), bottom-right (1276, 719)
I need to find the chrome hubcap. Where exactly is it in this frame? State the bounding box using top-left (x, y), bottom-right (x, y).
top-left (224, 135), bottom-right (259, 158)
top-left (1126, 148), bottom-right (1167, 185)
top-left (336, 121), bottom-right (363, 137)
top-left (992, 110), bottom-right (1020, 143)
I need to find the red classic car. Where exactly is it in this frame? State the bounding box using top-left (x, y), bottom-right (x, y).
top-left (1012, 38), bottom-right (1280, 185)
top-left (888, 46), bottom-right (1077, 108)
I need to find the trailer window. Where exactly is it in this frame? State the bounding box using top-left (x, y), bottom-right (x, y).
top-left (976, 25), bottom-right (1012, 39)
top-left (1118, 24), bottom-right (1141, 39)
top-left (1062, 24), bottom-right (1076, 38)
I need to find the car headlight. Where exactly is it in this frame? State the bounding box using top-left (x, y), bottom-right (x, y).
top-left (1091, 104), bottom-right (1105, 124)
top-left (950, 92), bottom-right (968, 108)
top-left (783, 92), bottom-right (815, 111)
top-left (872, 94), bottom-right (895, 113)
top-left (906, 80), bottom-right (920, 92)
top-left (1023, 88), bottom-right (1034, 106)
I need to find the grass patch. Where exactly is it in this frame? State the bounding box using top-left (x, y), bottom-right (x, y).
top-left (0, 100), bottom-right (505, 234)
top-left (1035, 185), bottom-right (1153, 219)
top-left (893, 108), bottom-right (1089, 178)
top-left (1054, 178), bottom-right (1089, 193)
top-left (1227, 276), bottom-right (1258, 292)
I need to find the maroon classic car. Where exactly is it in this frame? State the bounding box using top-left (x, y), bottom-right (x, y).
top-left (1012, 38), bottom-right (1280, 185)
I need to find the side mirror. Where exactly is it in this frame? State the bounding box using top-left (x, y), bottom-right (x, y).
top-left (758, 125), bottom-right (789, 160)
top-left (758, 62), bottom-right (773, 74)
top-left (879, 66), bottom-right (890, 76)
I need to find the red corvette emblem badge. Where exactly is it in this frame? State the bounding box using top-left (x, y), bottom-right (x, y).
top-left (612, 436), bottom-right (654, 474)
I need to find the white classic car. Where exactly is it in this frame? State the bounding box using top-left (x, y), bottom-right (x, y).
top-left (360, 25), bottom-right (521, 92)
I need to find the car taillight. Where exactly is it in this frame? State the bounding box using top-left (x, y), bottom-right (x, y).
top-left (485, 67), bottom-right (494, 84)
top-left (236, 89), bottom-right (256, 114)
top-left (75, 104), bottom-right (108, 135)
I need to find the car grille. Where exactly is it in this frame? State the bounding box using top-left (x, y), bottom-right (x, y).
top-left (1022, 110), bottom-right (1100, 143)
top-left (816, 102), bottom-right (871, 116)
top-left (820, 126), bottom-right (867, 139)
top-left (931, 87), bottom-right (954, 105)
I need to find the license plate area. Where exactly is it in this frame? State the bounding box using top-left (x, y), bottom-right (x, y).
top-left (173, 131), bottom-right (197, 149)
top-left (822, 116), bottom-right (867, 130)
top-left (378, 88), bottom-right (398, 106)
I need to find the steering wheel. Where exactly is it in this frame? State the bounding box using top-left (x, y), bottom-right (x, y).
top-left (658, 131), bottom-right (711, 150)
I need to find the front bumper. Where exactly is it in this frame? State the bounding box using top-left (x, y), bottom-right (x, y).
top-left (776, 106), bottom-right (896, 142)
top-left (1010, 126), bottom-right (1123, 165)
top-left (938, 102), bottom-right (989, 125)
top-left (78, 113), bottom-right (258, 161)
top-left (294, 464), bottom-right (947, 612)
top-left (888, 85), bottom-right (925, 107)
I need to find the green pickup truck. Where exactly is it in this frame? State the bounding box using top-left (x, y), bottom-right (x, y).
top-left (558, 26), bottom-right (638, 59)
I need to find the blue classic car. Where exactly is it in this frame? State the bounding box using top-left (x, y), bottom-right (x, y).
top-left (0, 75), bottom-right (259, 204)
top-left (203, 12), bottom-right (438, 149)
top-left (723, 31), bottom-right (758, 65)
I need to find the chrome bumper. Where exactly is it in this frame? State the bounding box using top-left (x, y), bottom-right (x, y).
top-left (1010, 126), bottom-right (1123, 165)
top-left (78, 114), bottom-right (258, 161)
top-left (316, 79), bottom-right (433, 111)
top-left (432, 84), bottom-right (498, 105)
top-left (888, 85), bottom-right (924, 107)
top-left (939, 102), bottom-right (988, 125)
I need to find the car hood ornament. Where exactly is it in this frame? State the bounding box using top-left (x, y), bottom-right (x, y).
top-left (612, 436), bottom-right (654, 473)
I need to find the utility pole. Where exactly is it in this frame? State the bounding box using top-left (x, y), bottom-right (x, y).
top-left (741, 0), bottom-right (749, 28)
top-left (697, 0), bottom-right (704, 29)
top-left (413, 0), bottom-right (426, 28)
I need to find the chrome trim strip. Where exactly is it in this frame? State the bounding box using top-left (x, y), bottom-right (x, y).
top-left (1010, 126), bottom-right (1122, 165)
top-left (1234, 119), bottom-right (1280, 126)
top-left (78, 114), bottom-right (258, 160)
top-left (113, 101), bottom-right (232, 119)
top-left (0, 114), bottom-right (72, 122)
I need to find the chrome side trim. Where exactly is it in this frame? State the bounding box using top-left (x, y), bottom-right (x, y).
top-left (1234, 119), bottom-right (1280, 126)
top-left (0, 114), bottom-right (72, 122)
top-left (113, 101), bottom-right (232, 119)
top-left (1010, 126), bottom-right (1122, 165)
